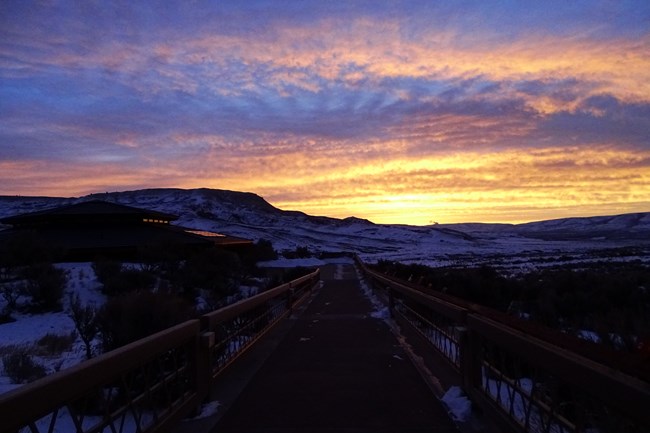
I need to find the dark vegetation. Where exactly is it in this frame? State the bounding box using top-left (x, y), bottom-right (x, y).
top-left (374, 260), bottom-right (650, 353)
top-left (0, 237), bottom-right (301, 383)
top-left (283, 246), bottom-right (312, 259)
top-left (0, 236), bottom-right (67, 320)
top-left (68, 293), bottom-right (98, 360)
top-left (2, 351), bottom-right (47, 384)
top-left (84, 239), bottom-right (288, 350)
top-left (21, 263), bottom-right (67, 312)
top-left (97, 291), bottom-right (195, 351)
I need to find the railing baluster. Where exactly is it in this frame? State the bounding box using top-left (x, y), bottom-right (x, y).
top-left (0, 270), bottom-right (321, 433)
top-left (354, 255), bottom-right (650, 433)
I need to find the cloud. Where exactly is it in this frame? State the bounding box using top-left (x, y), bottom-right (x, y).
top-left (1, 1), bottom-right (649, 223)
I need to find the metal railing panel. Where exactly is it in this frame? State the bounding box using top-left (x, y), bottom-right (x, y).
top-left (202, 269), bottom-right (320, 378)
top-left (0, 269), bottom-right (322, 433)
top-left (393, 298), bottom-right (463, 369)
top-left (0, 320), bottom-right (201, 433)
top-left (365, 270), bottom-right (466, 321)
top-left (356, 258), bottom-right (650, 433)
top-left (359, 265), bottom-right (466, 369)
top-left (467, 314), bottom-right (650, 433)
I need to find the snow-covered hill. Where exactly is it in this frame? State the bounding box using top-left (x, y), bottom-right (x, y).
top-left (1, 188), bottom-right (649, 270)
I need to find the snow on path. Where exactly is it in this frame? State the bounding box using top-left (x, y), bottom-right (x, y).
top-left (442, 386), bottom-right (472, 422)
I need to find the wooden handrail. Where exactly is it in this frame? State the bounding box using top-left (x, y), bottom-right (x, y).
top-left (468, 314), bottom-right (650, 426)
top-left (201, 269), bottom-right (320, 330)
top-left (0, 269), bottom-right (322, 433)
top-left (365, 267), bottom-right (466, 321)
top-left (0, 320), bottom-right (201, 433)
top-left (355, 255), bottom-right (650, 433)
top-left (358, 256), bottom-right (650, 382)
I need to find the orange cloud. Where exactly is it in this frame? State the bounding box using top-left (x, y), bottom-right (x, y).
top-left (165, 17), bottom-right (650, 108)
top-left (2, 7), bottom-right (648, 225)
top-left (2, 136), bottom-right (648, 225)
top-left (248, 146), bottom-right (650, 224)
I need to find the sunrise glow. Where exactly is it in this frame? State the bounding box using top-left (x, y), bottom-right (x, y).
top-left (1, 1), bottom-right (649, 224)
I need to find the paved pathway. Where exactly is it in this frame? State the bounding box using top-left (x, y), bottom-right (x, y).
top-left (211, 263), bottom-right (458, 433)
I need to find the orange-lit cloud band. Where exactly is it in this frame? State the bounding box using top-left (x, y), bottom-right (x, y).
top-left (1, 2), bottom-right (649, 224)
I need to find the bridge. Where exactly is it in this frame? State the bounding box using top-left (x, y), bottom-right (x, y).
top-left (1, 259), bottom-right (648, 433)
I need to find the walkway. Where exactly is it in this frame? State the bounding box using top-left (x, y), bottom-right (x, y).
top-left (211, 263), bottom-right (458, 432)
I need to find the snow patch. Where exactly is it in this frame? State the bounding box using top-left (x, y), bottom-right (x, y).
top-left (442, 386), bottom-right (472, 422)
top-left (334, 264), bottom-right (345, 280)
top-left (0, 311), bottom-right (76, 347)
top-left (370, 307), bottom-right (390, 320)
top-left (356, 265), bottom-right (389, 321)
top-left (257, 258), bottom-right (326, 268)
top-left (186, 401), bottom-right (221, 420)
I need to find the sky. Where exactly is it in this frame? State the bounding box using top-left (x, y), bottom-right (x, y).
top-left (1, 1), bottom-right (649, 225)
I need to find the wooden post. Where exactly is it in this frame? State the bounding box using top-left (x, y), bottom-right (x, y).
top-left (458, 326), bottom-right (471, 391)
top-left (198, 331), bottom-right (215, 402)
top-left (287, 284), bottom-right (295, 316)
top-left (462, 325), bottom-right (483, 401)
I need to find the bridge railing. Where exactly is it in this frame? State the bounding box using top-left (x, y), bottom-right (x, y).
top-left (468, 314), bottom-right (650, 433)
top-left (356, 258), bottom-right (650, 433)
top-left (201, 271), bottom-right (319, 378)
top-left (0, 320), bottom-right (202, 433)
top-left (0, 269), bottom-right (320, 433)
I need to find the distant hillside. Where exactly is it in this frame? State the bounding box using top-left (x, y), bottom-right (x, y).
top-left (514, 213), bottom-right (650, 240)
top-left (1, 188), bottom-right (649, 268)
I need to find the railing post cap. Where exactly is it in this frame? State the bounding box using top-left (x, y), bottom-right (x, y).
top-left (201, 332), bottom-right (215, 348)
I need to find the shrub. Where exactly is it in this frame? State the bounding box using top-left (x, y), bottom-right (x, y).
top-left (100, 268), bottom-right (156, 296)
top-left (0, 281), bottom-right (22, 317)
top-left (241, 239), bottom-right (278, 271)
top-left (68, 293), bottom-right (98, 359)
top-left (136, 243), bottom-right (185, 277)
top-left (178, 248), bottom-right (242, 299)
top-left (98, 291), bottom-right (195, 352)
top-left (22, 263), bottom-right (67, 312)
top-left (0, 311), bottom-right (15, 324)
top-left (92, 260), bottom-right (122, 285)
top-left (283, 246), bottom-right (311, 259)
top-left (34, 332), bottom-right (76, 356)
top-left (2, 351), bottom-right (47, 384)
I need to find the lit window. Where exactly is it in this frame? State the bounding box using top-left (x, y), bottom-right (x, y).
top-left (184, 229), bottom-right (226, 238)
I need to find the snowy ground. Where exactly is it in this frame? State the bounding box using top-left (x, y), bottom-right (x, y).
top-left (0, 263), bottom-right (105, 395)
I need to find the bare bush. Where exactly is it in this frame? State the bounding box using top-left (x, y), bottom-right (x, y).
top-left (179, 247), bottom-right (242, 300)
top-left (98, 291), bottom-right (195, 352)
top-left (2, 350), bottom-right (47, 384)
top-left (68, 293), bottom-right (98, 359)
top-left (91, 259), bottom-right (122, 285)
top-left (22, 263), bottom-right (67, 312)
top-left (34, 332), bottom-right (76, 356)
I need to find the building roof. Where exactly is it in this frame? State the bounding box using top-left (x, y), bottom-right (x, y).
top-left (0, 200), bottom-right (252, 260)
top-left (0, 200), bottom-right (177, 226)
